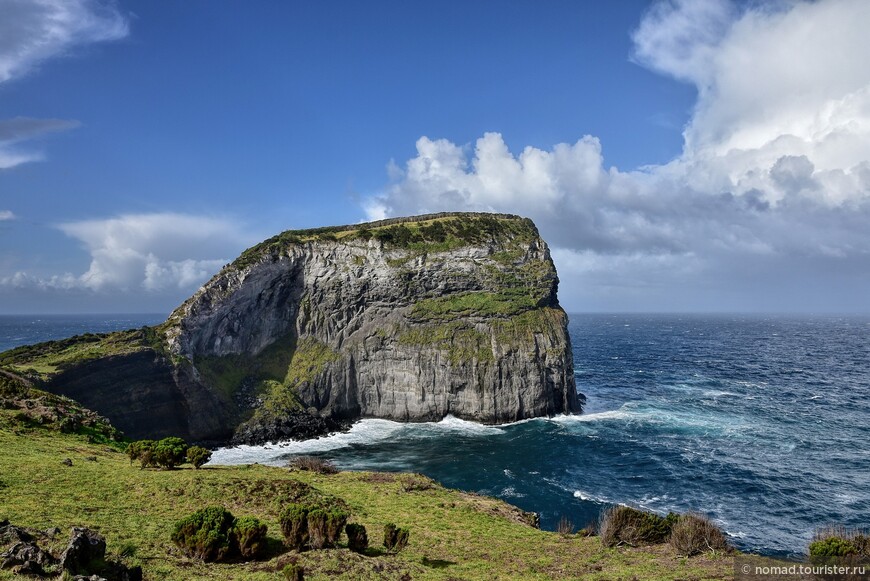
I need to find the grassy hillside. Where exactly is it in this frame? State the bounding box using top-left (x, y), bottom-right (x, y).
top-left (0, 385), bottom-right (732, 580)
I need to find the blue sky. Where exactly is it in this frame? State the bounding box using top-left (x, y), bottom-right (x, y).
top-left (2, 0), bottom-right (870, 314)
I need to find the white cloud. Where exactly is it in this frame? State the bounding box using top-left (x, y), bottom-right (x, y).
top-left (0, 0), bottom-right (126, 170)
top-left (0, 117), bottom-right (81, 169)
top-left (0, 210), bottom-right (15, 221)
top-left (0, 0), bottom-right (128, 84)
top-left (367, 0), bottom-right (870, 311)
top-left (2, 213), bottom-right (251, 295)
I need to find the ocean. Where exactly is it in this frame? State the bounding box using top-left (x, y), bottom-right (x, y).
top-left (2, 312), bottom-right (868, 557)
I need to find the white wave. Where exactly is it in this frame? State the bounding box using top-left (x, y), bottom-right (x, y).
top-left (702, 390), bottom-right (739, 397)
top-left (551, 409), bottom-right (633, 423)
top-left (573, 490), bottom-right (610, 504)
top-left (209, 414), bottom-right (506, 466)
top-left (209, 418), bottom-right (404, 466)
top-left (500, 486), bottom-right (525, 498)
top-left (432, 414), bottom-right (506, 434)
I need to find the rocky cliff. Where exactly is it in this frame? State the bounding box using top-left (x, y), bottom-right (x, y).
top-left (0, 213), bottom-right (581, 442)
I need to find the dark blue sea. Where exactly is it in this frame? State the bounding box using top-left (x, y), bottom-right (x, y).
top-left (2, 313), bottom-right (868, 557)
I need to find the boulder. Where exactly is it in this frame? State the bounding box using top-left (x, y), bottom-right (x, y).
top-left (61, 527), bottom-right (106, 575)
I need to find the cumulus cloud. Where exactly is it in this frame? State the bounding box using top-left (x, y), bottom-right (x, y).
top-left (0, 210), bottom-right (15, 221)
top-left (366, 0), bottom-right (870, 311)
top-left (1, 214), bottom-right (251, 297)
top-left (0, 1), bottom-right (127, 169)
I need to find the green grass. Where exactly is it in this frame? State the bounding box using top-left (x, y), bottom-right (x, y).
top-left (231, 213), bottom-right (540, 270)
top-left (409, 291), bottom-right (538, 322)
top-left (0, 328), bottom-right (155, 377)
top-left (397, 323), bottom-right (494, 365)
top-left (0, 418), bottom-right (733, 581)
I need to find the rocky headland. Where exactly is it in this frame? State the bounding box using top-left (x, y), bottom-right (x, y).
top-left (0, 213), bottom-right (582, 444)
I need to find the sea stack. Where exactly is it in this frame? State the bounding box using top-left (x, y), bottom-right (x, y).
top-left (1, 213), bottom-right (581, 442)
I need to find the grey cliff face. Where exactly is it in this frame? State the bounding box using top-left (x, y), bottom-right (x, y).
top-left (163, 213), bottom-right (581, 440)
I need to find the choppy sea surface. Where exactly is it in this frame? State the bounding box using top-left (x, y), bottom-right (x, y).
top-left (2, 313), bottom-right (868, 557)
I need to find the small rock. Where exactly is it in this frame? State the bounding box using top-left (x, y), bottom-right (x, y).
top-left (72, 575), bottom-right (108, 581)
top-left (61, 458), bottom-right (73, 467)
top-left (43, 526), bottom-right (61, 538)
top-left (1, 540), bottom-right (57, 570)
top-left (85, 456), bottom-right (97, 462)
top-left (0, 524), bottom-right (33, 543)
top-left (15, 559), bottom-right (46, 576)
top-left (61, 527), bottom-right (106, 574)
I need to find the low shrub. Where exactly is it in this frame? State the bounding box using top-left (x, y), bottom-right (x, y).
top-left (557, 515), bottom-right (575, 536)
top-left (153, 436), bottom-right (188, 469)
top-left (126, 440), bottom-right (154, 468)
top-left (599, 506), bottom-right (677, 547)
top-left (400, 474), bottom-right (435, 492)
top-left (171, 506), bottom-right (236, 562)
top-left (668, 513), bottom-right (729, 556)
top-left (288, 456), bottom-right (337, 475)
top-left (233, 516), bottom-right (269, 559)
top-left (383, 523), bottom-right (410, 553)
top-left (280, 504), bottom-right (310, 551)
top-left (345, 523), bottom-right (368, 553)
top-left (810, 537), bottom-right (859, 559)
top-left (186, 446), bottom-right (212, 469)
top-left (809, 526), bottom-right (869, 567)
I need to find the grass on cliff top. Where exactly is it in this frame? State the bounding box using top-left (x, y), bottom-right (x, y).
top-left (232, 212), bottom-right (540, 270)
top-left (0, 411), bottom-right (732, 580)
top-left (0, 327), bottom-right (162, 378)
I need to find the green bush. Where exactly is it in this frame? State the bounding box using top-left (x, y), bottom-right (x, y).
top-left (383, 523), bottom-right (410, 553)
top-left (280, 504), bottom-right (310, 551)
top-left (126, 440), bottom-right (155, 468)
top-left (307, 507), bottom-right (348, 549)
top-left (809, 526), bottom-right (870, 566)
top-left (668, 513), bottom-right (729, 556)
top-left (232, 516), bottom-right (268, 559)
top-left (186, 445), bottom-right (212, 469)
top-left (153, 437), bottom-right (188, 469)
top-left (599, 506), bottom-right (678, 547)
top-left (810, 537), bottom-right (859, 559)
top-left (345, 523), bottom-right (368, 553)
top-left (279, 502), bottom-right (349, 551)
top-left (171, 506), bottom-right (236, 562)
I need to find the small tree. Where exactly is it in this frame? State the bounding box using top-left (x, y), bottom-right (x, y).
top-left (186, 446), bottom-right (212, 469)
top-left (153, 437), bottom-right (188, 469)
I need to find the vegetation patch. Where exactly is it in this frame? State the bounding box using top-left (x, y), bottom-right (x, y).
top-left (0, 327), bottom-right (160, 378)
top-left (668, 513), bottom-right (729, 556)
top-left (599, 506), bottom-right (678, 547)
top-left (171, 506), bottom-right (237, 562)
top-left (409, 290), bottom-right (537, 322)
top-left (0, 371), bottom-right (123, 447)
top-left (809, 526), bottom-right (869, 565)
top-left (383, 523), bottom-right (410, 553)
top-left (232, 213), bottom-right (539, 270)
top-left (397, 322), bottom-right (493, 365)
top-left (1, 392), bottom-right (736, 580)
top-left (288, 456), bottom-right (338, 475)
